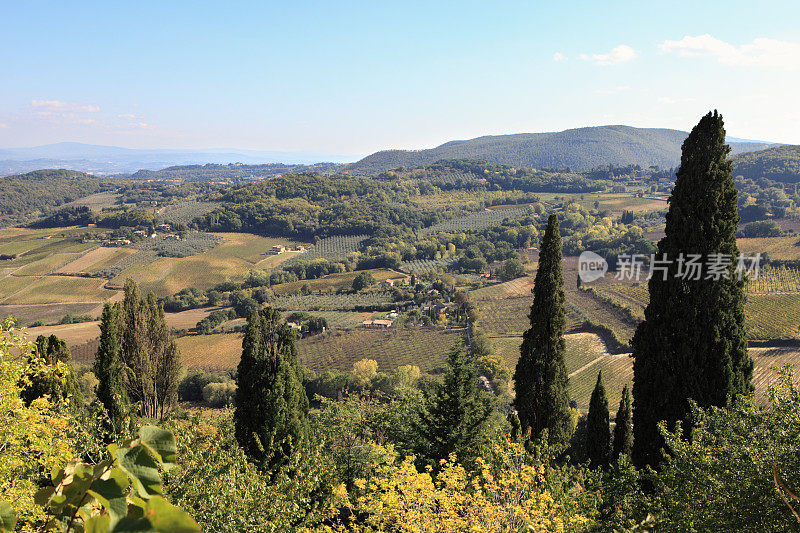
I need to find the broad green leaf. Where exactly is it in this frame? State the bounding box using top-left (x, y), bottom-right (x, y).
top-left (112, 497), bottom-right (199, 533)
top-left (142, 497), bottom-right (200, 532)
top-left (88, 468), bottom-right (130, 523)
top-left (138, 427), bottom-right (177, 468)
top-left (0, 501), bottom-right (16, 532)
top-left (62, 463), bottom-right (95, 504)
top-left (84, 514), bottom-right (111, 533)
top-left (34, 486), bottom-right (56, 507)
top-left (116, 444), bottom-right (162, 498)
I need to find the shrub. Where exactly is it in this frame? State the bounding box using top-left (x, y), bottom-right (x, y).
top-left (202, 381), bottom-right (236, 407)
top-left (178, 371), bottom-right (228, 402)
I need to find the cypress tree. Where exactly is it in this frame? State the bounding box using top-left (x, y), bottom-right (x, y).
top-left (234, 306), bottom-right (309, 469)
top-left (631, 111), bottom-right (752, 468)
top-left (586, 371), bottom-right (610, 468)
top-left (612, 384), bottom-right (632, 461)
top-left (513, 213), bottom-right (572, 446)
top-left (94, 302), bottom-right (129, 432)
top-left (417, 343), bottom-right (493, 467)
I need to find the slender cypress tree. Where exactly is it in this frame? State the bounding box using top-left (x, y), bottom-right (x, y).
top-left (234, 306), bottom-right (309, 469)
top-left (632, 111), bottom-right (752, 468)
top-left (417, 343), bottom-right (493, 467)
top-left (612, 384), bottom-right (632, 461)
top-left (94, 302), bottom-right (129, 432)
top-left (586, 371), bottom-right (610, 468)
top-left (513, 213), bottom-right (572, 446)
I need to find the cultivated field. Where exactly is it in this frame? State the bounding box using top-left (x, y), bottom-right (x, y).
top-left (297, 327), bottom-right (465, 374)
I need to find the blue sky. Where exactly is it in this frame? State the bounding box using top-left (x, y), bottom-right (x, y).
top-left (1, 0), bottom-right (798, 155)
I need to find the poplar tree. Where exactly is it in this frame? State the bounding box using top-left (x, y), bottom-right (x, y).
top-left (586, 371), bottom-right (611, 468)
top-left (612, 384), bottom-right (632, 461)
top-left (632, 111), bottom-right (752, 468)
top-left (513, 213), bottom-right (571, 446)
top-left (234, 306), bottom-right (309, 469)
top-left (115, 279), bottom-right (181, 420)
top-left (94, 302), bottom-right (129, 432)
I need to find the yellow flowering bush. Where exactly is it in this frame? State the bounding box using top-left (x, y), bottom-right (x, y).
top-left (0, 319), bottom-right (76, 528)
top-left (330, 439), bottom-right (596, 532)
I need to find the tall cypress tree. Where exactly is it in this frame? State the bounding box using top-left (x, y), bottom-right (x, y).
top-left (612, 384), bottom-right (632, 461)
top-left (513, 213), bottom-right (572, 446)
top-left (632, 111), bottom-right (752, 468)
top-left (94, 302), bottom-right (129, 433)
top-left (586, 371), bottom-right (610, 468)
top-left (416, 343), bottom-right (493, 467)
top-left (234, 306), bottom-right (309, 469)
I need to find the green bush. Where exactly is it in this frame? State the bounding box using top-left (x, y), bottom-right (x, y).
top-left (202, 381), bottom-right (236, 408)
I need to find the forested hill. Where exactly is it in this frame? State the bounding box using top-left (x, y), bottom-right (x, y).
top-left (128, 162), bottom-right (346, 182)
top-left (0, 169), bottom-right (121, 226)
top-left (732, 144), bottom-right (800, 183)
top-left (348, 125), bottom-right (769, 174)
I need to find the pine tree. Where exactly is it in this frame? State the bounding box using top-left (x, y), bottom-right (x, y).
top-left (585, 371), bottom-right (610, 468)
top-left (513, 213), bottom-right (572, 446)
top-left (612, 384), bottom-right (632, 461)
top-left (94, 302), bottom-right (129, 433)
top-left (632, 111), bottom-right (752, 468)
top-left (234, 306), bottom-right (310, 469)
top-left (416, 343), bottom-right (493, 467)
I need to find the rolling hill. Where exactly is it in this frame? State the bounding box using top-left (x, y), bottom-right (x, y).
top-left (347, 125), bottom-right (771, 174)
top-left (732, 144), bottom-right (800, 183)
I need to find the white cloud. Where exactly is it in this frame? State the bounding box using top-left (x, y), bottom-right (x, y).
top-left (31, 99), bottom-right (100, 112)
top-left (553, 52), bottom-right (566, 62)
top-left (596, 85), bottom-right (631, 95)
top-left (0, 123), bottom-right (8, 129)
top-left (118, 113), bottom-right (138, 119)
top-left (660, 34), bottom-right (800, 69)
top-left (580, 44), bottom-right (638, 66)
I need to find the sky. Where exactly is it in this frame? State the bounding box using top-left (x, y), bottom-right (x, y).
top-left (1, 0), bottom-right (799, 157)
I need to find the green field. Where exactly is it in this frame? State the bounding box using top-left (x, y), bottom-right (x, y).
top-left (272, 268), bottom-right (405, 296)
top-left (297, 327), bottom-right (465, 374)
top-left (176, 326), bottom-right (465, 375)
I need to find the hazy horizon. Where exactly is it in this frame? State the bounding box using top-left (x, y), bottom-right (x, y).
top-left (2, 1), bottom-right (798, 153)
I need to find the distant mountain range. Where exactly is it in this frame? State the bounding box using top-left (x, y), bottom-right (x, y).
top-left (0, 126), bottom-right (779, 178)
top-left (0, 142), bottom-right (357, 176)
top-left (346, 126), bottom-right (775, 174)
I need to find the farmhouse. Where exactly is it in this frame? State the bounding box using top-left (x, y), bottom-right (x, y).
top-left (268, 244), bottom-right (286, 255)
top-left (361, 319), bottom-right (394, 329)
top-left (104, 239), bottom-right (132, 247)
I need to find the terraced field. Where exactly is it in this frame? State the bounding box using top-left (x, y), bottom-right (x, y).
top-left (176, 326), bottom-right (465, 374)
top-left (476, 297), bottom-right (532, 336)
top-left (489, 332), bottom-right (607, 375)
top-left (297, 327), bottom-right (465, 374)
top-left (272, 291), bottom-right (396, 311)
top-left (738, 236), bottom-right (800, 261)
top-left (611, 280), bottom-right (800, 340)
top-left (470, 276), bottom-right (535, 301)
top-left (271, 269), bottom-right (405, 296)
